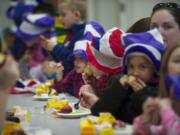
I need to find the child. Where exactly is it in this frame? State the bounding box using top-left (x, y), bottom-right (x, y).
top-left (41, 0), bottom-right (105, 75)
top-left (84, 36), bottom-right (123, 97)
top-left (79, 28), bottom-right (165, 124)
top-left (52, 39), bottom-right (90, 97)
top-left (134, 43), bottom-right (180, 135)
top-left (16, 13), bottom-right (54, 79)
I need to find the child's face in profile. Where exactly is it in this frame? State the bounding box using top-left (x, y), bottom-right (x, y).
top-left (168, 47), bottom-right (180, 76)
top-left (127, 55), bottom-right (155, 83)
top-left (74, 55), bottom-right (87, 73)
top-left (58, 3), bottom-right (80, 29)
top-left (89, 64), bottom-right (105, 79)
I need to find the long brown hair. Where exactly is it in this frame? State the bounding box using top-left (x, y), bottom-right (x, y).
top-left (159, 43), bottom-right (180, 97)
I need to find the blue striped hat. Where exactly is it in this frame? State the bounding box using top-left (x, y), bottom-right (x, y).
top-left (16, 13), bottom-right (54, 41)
top-left (69, 22), bottom-right (105, 61)
top-left (123, 28), bottom-right (165, 72)
top-left (6, 0), bottom-right (41, 26)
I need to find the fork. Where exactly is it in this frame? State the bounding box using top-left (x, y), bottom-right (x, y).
top-left (74, 95), bottom-right (82, 109)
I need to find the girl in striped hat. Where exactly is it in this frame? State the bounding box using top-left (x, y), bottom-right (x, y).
top-left (52, 39), bottom-right (89, 98)
top-left (79, 28), bottom-right (165, 124)
top-left (134, 43), bottom-right (180, 135)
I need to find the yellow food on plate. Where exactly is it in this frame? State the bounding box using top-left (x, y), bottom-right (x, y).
top-left (97, 113), bottom-right (116, 125)
top-left (35, 87), bottom-right (46, 94)
top-left (49, 88), bottom-right (57, 96)
top-left (47, 99), bottom-right (70, 110)
top-left (44, 80), bottom-right (54, 88)
top-left (128, 75), bottom-right (136, 84)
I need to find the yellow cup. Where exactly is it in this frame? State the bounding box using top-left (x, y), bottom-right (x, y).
top-left (2, 121), bottom-right (21, 135)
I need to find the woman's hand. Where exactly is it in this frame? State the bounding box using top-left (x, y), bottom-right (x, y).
top-left (56, 62), bottom-right (64, 82)
top-left (79, 85), bottom-right (99, 108)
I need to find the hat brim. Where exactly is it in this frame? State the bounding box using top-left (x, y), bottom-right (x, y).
top-left (86, 44), bottom-right (121, 74)
top-left (16, 29), bottom-right (51, 41)
top-left (68, 50), bottom-right (88, 62)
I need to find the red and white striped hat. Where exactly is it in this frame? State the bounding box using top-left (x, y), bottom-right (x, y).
top-left (86, 40), bottom-right (122, 74)
top-left (99, 27), bottom-right (124, 59)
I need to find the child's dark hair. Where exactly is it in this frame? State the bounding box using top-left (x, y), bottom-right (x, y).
top-left (126, 17), bottom-right (150, 33)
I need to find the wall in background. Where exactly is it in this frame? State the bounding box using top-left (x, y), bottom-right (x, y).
top-left (1, 0), bottom-right (180, 33)
top-left (87, 0), bottom-right (180, 31)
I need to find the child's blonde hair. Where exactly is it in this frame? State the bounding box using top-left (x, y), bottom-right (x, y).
top-left (58, 0), bottom-right (87, 21)
top-left (159, 43), bottom-right (180, 97)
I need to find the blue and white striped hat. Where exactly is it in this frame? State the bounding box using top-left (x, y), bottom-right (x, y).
top-left (70, 33), bottom-right (93, 61)
top-left (123, 28), bottom-right (165, 72)
top-left (16, 13), bottom-right (54, 41)
top-left (6, 0), bottom-right (41, 26)
top-left (69, 22), bottom-right (105, 61)
top-left (84, 21), bottom-right (105, 38)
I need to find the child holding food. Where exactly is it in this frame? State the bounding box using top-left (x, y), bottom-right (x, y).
top-left (79, 28), bottom-right (165, 124)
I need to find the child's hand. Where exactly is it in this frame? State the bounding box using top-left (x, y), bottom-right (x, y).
top-left (79, 84), bottom-right (98, 108)
top-left (40, 36), bottom-right (56, 51)
top-left (119, 75), bottom-right (129, 87)
top-left (157, 98), bottom-right (172, 109)
top-left (21, 54), bottom-right (32, 63)
top-left (128, 77), bottom-right (146, 92)
top-left (82, 73), bottom-right (90, 84)
top-left (142, 97), bottom-right (159, 124)
top-left (56, 62), bottom-right (64, 82)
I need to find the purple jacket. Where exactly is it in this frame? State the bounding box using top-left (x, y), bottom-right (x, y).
top-left (54, 69), bottom-right (84, 98)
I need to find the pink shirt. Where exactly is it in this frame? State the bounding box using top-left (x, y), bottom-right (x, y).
top-left (134, 107), bottom-right (180, 135)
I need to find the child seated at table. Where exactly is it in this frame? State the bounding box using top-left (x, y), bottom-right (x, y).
top-left (133, 43), bottom-right (180, 135)
top-left (52, 39), bottom-right (89, 98)
top-left (79, 28), bottom-right (165, 123)
top-left (41, 0), bottom-right (105, 75)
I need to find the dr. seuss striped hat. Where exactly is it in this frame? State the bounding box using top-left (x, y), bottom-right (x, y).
top-left (86, 35), bottom-right (122, 74)
top-left (98, 27), bottom-right (125, 59)
top-left (123, 28), bottom-right (165, 72)
top-left (16, 13), bottom-right (54, 41)
top-left (84, 21), bottom-right (105, 38)
top-left (6, 0), bottom-right (41, 26)
top-left (69, 22), bottom-right (105, 62)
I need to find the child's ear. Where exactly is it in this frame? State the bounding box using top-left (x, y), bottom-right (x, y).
top-left (74, 10), bottom-right (81, 20)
